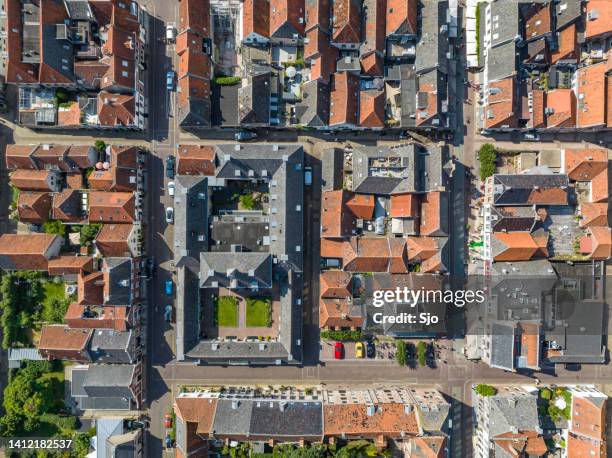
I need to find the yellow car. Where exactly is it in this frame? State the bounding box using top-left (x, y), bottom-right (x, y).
top-left (355, 342), bottom-right (365, 358)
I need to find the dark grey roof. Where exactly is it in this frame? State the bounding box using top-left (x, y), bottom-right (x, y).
top-left (488, 393), bottom-right (539, 437)
top-left (65, 0), bottom-right (94, 20)
top-left (351, 144), bottom-right (422, 195)
top-left (82, 364), bottom-right (135, 399)
top-left (212, 399), bottom-right (254, 435)
top-left (491, 206), bottom-right (537, 232)
top-left (41, 24), bottom-right (74, 81)
top-left (200, 252), bottom-right (272, 288)
top-left (490, 322), bottom-right (516, 370)
top-left (71, 367), bottom-right (88, 397)
top-left (295, 79), bottom-right (330, 127)
top-left (176, 264), bottom-right (201, 361)
top-left (216, 158), bottom-right (283, 180)
top-left (555, 0), bottom-right (583, 31)
top-left (321, 148), bottom-right (344, 191)
top-left (173, 176), bottom-right (209, 266)
top-left (103, 258), bottom-right (133, 305)
top-left (212, 84), bottom-right (239, 127)
top-left (107, 431), bottom-right (139, 458)
top-left (249, 401), bottom-right (323, 438)
top-left (178, 98), bottom-right (212, 128)
top-left (493, 174), bottom-right (569, 205)
top-left (238, 69), bottom-right (271, 125)
top-left (88, 329), bottom-right (134, 364)
top-left (489, 1), bottom-right (521, 48)
top-left (486, 41), bottom-right (519, 82)
top-left (399, 65), bottom-right (417, 128)
top-left (415, 0), bottom-right (448, 74)
top-left (423, 144), bottom-right (449, 191)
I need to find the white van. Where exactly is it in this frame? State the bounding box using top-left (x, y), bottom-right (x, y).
top-left (166, 24), bottom-right (176, 42)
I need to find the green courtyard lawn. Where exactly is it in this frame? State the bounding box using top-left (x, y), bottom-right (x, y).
top-left (215, 296), bottom-right (238, 327)
top-left (246, 298), bottom-right (272, 327)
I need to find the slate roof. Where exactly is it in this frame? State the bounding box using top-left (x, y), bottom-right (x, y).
top-left (173, 176), bottom-right (209, 266)
top-left (487, 392), bottom-right (540, 438)
top-left (88, 329), bottom-right (134, 364)
top-left (295, 79), bottom-right (330, 127)
top-left (81, 364), bottom-right (135, 399)
top-left (200, 252), bottom-right (272, 289)
top-left (238, 67), bottom-right (271, 125)
top-left (102, 257), bottom-right (133, 305)
top-left (492, 174), bottom-right (569, 205)
top-left (415, 0), bottom-right (448, 74)
top-left (249, 401), bottom-right (323, 438)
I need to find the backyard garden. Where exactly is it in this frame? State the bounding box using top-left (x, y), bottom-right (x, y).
top-left (246, 297), bottom-right (272, 327)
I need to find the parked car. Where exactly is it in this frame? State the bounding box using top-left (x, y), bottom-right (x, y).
top-left (304, 166), bottom-right (312, 186)
top-left (166, 71), bottom-right (175, 91)
top-left (164, 304), bottom-right (173, 322)
top-left (234, 130), bottom-right (258, 142)
top-left (565, 363), bottom-right (581, 371)
top-left (165, 280), bottom-right (173, 295)
top-left (165, 24), bottom-right (176, 41)
top-left (334, 342), bottom-right (344, 359)
top-left (168, 181), bottom-right (175, 196)
top-left (165, 207), bottom-right (174, 224)
top-left (126, 419), bottom-right (148, 430)
top-left (165, 155), bottom-right (175, 178)
top-left (523, 131), bottom-right (540, 141)
top-left (366, 340), bottom-right (375, 358)
top-left (355, 342), bottom-right (365, 358)
top-left (164, 413), bottom-right (172, 428)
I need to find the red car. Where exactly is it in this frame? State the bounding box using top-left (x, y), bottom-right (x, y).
top-left (164, 413), bottom-right (172, 428)
top-left (334, 342), bottom-right (344, 359)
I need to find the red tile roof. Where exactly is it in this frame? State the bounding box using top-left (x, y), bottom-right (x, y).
top-left (420, 191), bottom-right (444, 236)
top-left (331, 0), bottom-right (361, 43)
top-left (567, 434), bottom-right (606, 458)
top-left (390, 193), bottom-right (419, 218)
top-left (386, 0), bottom-right (417, 36)
top-left (330, 72), bottom-right (359, 126)
top-left (485, 77), bottom-right (517, 129)
top-left (52, 189), bottom-right (84, 223)
top-left (74, 62), bottom-right (110, 89)
top-left (5, 144), bottom-right (36, 169)
top-left (530, 89), bottom-right (546, 128)
top-left (580, 202), bottom-right (609, 228)
top-left (576, 62), bottom-right (608, 128)
top-left (65, 303), bottom-right (129, 332)
top-left (345, 193), bottom-right (375, 219)
top-left (564, 148), bottom-right (608, 181)
top-left (178, 0), bottom-right (211, 36)
top-left (10, 169), bottom-right (56, 191)
top-left (0, 234), bottom-right (60, 270)
top-left (550, 23), bottom-right (579, 64)
top-left (320, 270), bottom-right (352, 298)
top-left (88, 191), bottom-right (136, 223)
top-left (305, 0), bottom-right (329, 33)
top-left (270, 0), bottom-right (305, 38)
top-left (359, 90), bottom-right (385, 128)
top-left (320, 297), bottom-right (363, 329)
top-left (343, 237), bottom-right (394, 272)
top-left (407, 236), bottom-right (439, 261)
top-left (57, 102), bottom-right (82, 127)
top-left (320, 238), bottom-right (345, 258)
top-left (360, 0), bottom-right (385, 76)
top-left (584, 227), bottom-right (612, 260)
top-left (407, 437), bottom-right (446, 458)
top-left (16, 191), bottom-right (51, 223)
top-left (585, 0), bottom-right (612, 40)
top-left (95, 224), bottom-right (133, 257)
top-left (324, 403), bottom-right (419, 437)
top-left (177, 145), bottom-right (216, 175)
top-left (545, 88), bottom-right (576, 128)
top-left (97, 92), bottom-right (136, 127)
top-left (243, 0), bottom-right (270, 39)
top-left (492, 232), bottom-right (542, 262)
top-left (78, 271), bottom-right (105, 305)
top-left (522, 2), bottom-right (551, 39)
top-left (48, 256), bottom-right (95, 276)
top-left (309, 46), bottom-right (339, 83)
top-left (174, 397), bottom-right (218, 435)
top-left (570, 395), bottom-right (606, 441)
top-left (39, 325), bottom-right (92, 352)
top-left (321, 190), bottom-right (356, 238)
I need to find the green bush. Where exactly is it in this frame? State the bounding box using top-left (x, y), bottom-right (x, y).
top-left (474, 384), bottom-right (497, 397)
top-left (478, 143), bottom-right (497, 180)
top-left (395, 340), bottom-right (406, 366)
top-left (94, 140), bottom-right (106, 153)
top-left (214, 76), bottom-right (241, 86)
top-left (540, 388), bottom-right (552, 400)
top-left (239, 194), bottom-right (256, 210)
top-left (417, 341), bottom-right (427, 367)
top-left (80, 223), bottom-right (102, 246)
top-left (43, 219), bottom-right (66, 236)
top-left (320, 329), bottom-right (362, 341)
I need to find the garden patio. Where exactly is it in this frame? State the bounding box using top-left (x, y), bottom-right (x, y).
top-left (200, 286), bottom-right (280, 340)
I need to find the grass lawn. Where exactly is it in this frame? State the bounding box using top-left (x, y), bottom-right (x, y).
top-left (42, 281), bottom-right (66, 308)
top-left (215, 296), bottom-right (238, 327)
top-left (246, 298), bottom-right (272, 327)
